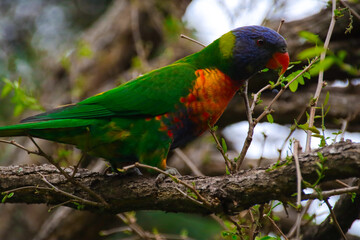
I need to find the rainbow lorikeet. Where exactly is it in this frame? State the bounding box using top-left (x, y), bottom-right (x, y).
top-left (0, 26), bottom-right (289, 170)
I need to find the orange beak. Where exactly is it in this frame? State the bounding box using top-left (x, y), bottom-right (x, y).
top-left (266, 52), bottom-right (290, 75)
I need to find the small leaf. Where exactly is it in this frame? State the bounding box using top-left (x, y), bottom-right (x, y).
top-left (221, 138), bottom-right (227, 153)
top-left (297, 123), bottom-right (309, 131)
top-left (289, 79), bottom-right (298, 92)
top-left (309, 126), bottom-right (320, 134)
top-left (309, 57), bottom-right (336, 76)
top-left (297, 76), bottom-right (305, 85)
top-left (303, 72), bottom-right (311, 79)
top-left (299, 31), bottom-right (323, 45)
top-left (312, 134), bottom-right (323, 138)
top-left (324, 91), bottom-right (330, 106)
top-left (267, 113), bottom-right (274, 123)
top-left (298, 46), bottom-right (325, 60)
top-left (1, 80), bottom-right (13, 98)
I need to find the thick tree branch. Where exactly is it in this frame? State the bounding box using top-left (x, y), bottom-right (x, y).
top-left (1, 141), bottom-right (360, 214)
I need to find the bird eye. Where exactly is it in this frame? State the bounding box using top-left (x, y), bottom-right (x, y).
top-left (256, 39), bottom-right (264, 46)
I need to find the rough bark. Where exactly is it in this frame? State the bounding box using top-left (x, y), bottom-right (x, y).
top-left (1, 141), bottom-right (360, 215)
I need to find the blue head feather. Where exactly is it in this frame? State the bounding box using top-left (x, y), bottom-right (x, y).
top-left (230, 25), bottom-right (287, 80)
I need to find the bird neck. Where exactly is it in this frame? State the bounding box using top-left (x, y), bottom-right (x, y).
top-left (178, 38), bottom-right (249, 82)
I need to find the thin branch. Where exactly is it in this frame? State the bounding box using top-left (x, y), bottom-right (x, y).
top-left (208, 126), bottom-right (233, 172)
top-left (174, 148), bottom-right (204, 176)
top-left (236, 57), bottom-right (318, 171)
top-left (306, 0), bottom-right (337, 152)
top-left (180, 34), bottom-right (206, 48)
top-left (324, 198), bottom-right (348, 240)
top-left (277, 19), bottom-right (285, 33)
top-left (117, 213), bottom-right (151, 240)
top-left (339, 0), bottom-right (360, 20)
top-left (293, 140), bottom-right (303, 239)
top-left (130, 0), bottom-right (149, 69)
top-left (0, 139), bottom-right (38, 154)
top-left (303, 186), bottom-right (359, 200)
top-left (256, 57), bottom-right (318, 123)
top-left (264, 214), bottom-right (289, 240)
top-left (124, 162), bottom-right (214, 209)
top-left (38, 172), bottom-right (103, 207)
top-left (28, 137), bottom-right (109, 207)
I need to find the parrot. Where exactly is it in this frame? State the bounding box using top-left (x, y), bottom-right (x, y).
top-left (0, 25), bottom-right (289, 171)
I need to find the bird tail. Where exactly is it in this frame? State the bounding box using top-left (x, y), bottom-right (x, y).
top-left (0, 119), bottom-right (97, 143)
top-left (0, 123), bottom-right (34, 137)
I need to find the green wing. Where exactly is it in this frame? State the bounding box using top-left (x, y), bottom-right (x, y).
top-left (22, 63), bottom-right (197, 122)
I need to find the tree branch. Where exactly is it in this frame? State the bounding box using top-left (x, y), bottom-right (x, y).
top-left (1, 141), bottom-right (360, 214)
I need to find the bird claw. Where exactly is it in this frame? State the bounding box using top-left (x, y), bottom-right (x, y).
top-left (155, 167), bottom-right (181, 185)
top-left (103, 166), bottom-right (143, 177)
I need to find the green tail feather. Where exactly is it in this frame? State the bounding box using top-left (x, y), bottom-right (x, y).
top-left (0, 119), bottom-right (98, 142)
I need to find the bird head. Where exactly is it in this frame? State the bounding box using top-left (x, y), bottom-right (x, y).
top-left (220, 25), bottom-right (289, 80)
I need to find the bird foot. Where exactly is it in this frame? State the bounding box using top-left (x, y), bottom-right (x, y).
top-left (103, 166), bottom-right (143, 177)
top-left (155, 167), bottom-right (181, 185)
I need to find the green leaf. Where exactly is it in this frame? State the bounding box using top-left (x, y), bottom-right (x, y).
top-left (297, 123), bottom-right (309, 131)
top-left (267, 113), bottom-right (274, 123)
top-left (221, 138), bottom-right (227, 153)
top-left (299, 31), bottom-right (323, 45)
top-left (323, 91), bottom-right (330, 106)
top-left (337, 50), bottom-right (347, 61)
top-left (298, 46), bottom-right (325, 60)
top-left (297, 75), bottom-right (305, 85)
top-left (303, 72), bottom-right (311, 79)
top-left (309, 126), bottom-right (320, 134)
top-left (289, 79), bottom-right (298, 92)
top-left (1, 79), bottom-right (13, 98)
top-left (309, 57), bottom-right (336, 76)
top-left (312, 134), bottom-right (324, 138)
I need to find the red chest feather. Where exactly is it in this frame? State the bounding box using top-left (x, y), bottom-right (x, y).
top-left (181, 68), bottom-right (241, 127)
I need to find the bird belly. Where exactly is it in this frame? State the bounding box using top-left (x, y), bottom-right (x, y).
top-left (165, 68), bottom-right (241, 148)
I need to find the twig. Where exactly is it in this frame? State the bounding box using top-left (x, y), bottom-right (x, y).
top-left (174, 186), bottom-right (204, 205)
top-left (336, 179), bottom-right (350, 188)
top-left (339, 0), bottom-right (360, 20)
top-left (226, 215), bottom-right (245, 238)
top-left (117, 213), bottom-right (151, 240)
top-left (235, 80), bottom-right (255, 171)
top-left (38, 172), bottom-right (102, 207)
top-left (28, 136), bottom-right (109, 207)
top-left (293, 140), bottom-right (303, 239)
top-left (303, 186), bottom-right (359, 200)
top-left (264, 214), bottom-right (289, 240)
top-left (209, 126), bottom-right (234, 172)
top-left (123, 162), bottom-right (213, 208)
top-left (277, 19), bottom-right (285, 33)
top-left (278, 106), bottom-right (307, 160)
top-left (256, 57), bottom-right (318, 123)
top-left (2, 185), bottom-right (53, 195)
top-left (180, 34), bottom-right (206, 48)
top-left (0, 139), bottom-right (38, 154)
top-left (287, 199), bottom-right (313, 238)
top-left (174, 148), bottom-right (204, 176)
top-left (324, 198), bottom-right (348, 240)
top-left (306, 0), bottom-right (337, 152)
top-left (130, 0), bottom-right (149, 69)
top-left (236, 57), bottom-right (318, 171)
top-left (72, 152), bottom-right (86, 178)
